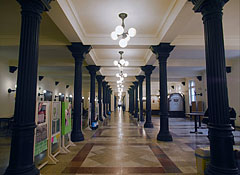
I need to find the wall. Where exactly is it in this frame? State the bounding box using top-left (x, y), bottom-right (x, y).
top-left (227, 58), bottom-right (240, 126)
top-left (37, 77), bottom-right (73, 102)
top-left (0, 61), bottom-right (17, 118)
top-left (0, 60), bottom-right (74, 118)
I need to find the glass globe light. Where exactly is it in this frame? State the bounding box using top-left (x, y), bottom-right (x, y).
top-left (119, 38), bottom-right (128, 48)
top-left (128, 28), bottom-right (136, 37)
top-left (114, 60), bottom-right (118, 66)
top-left (69, 94), bottom-right (73, 98)
top-left (43, 90), bottom-right (47, 93)
top-left (123, 73), bottom-right (127, 77)
top-left (59, 92), bottom-right (62, 96)
top-left (125, 61), bottom-right (129, 66)
top-left (116, 73), bottom-right (120, 77)
top-left (119, 59), bottom-right (125, 65)
top-left (111, 31), bottom-right (118, 40)
top-left (115, 25), bottom-right (124, 35)
top-left (125, 34), bottom-right (130, 42)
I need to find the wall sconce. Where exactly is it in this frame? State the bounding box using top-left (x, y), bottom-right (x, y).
top-left (38, 90), bottom-right (47, 96)
top-left (196, 76), bottom-right (202, 81)
top-left (8, 88), bottom-right (16, 93)
top-left (55, 92), bottom-right (62, 98)
top-left (55, 81), bottom-right (59, 86)
top-left (66, 94), bottom-right (73, 100)
top-left (39, 76), bottom-right (44, 81)
top-left (195, 91), bottom-right (203, 96)
top-left (9, 66), bottom-right (18, 73)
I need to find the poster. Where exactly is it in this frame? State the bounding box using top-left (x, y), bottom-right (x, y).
top-left (35, 102), bottom-right (48, 156)
top-left (61, 102), bottom-right (72, 135)
top-left (52, 102), bottom-right (61, 135)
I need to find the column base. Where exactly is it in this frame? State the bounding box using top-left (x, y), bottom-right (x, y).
top-left (157, 131), bottom-right (173, 141)
top-left (5, 164), bottom-right (39, 175)
top-left (91, 125), bottom-right (98, 130)
top-left (205, 164), bottom-right (239, 175)
top-left (71, 131), bottom-right (84, 142)
top-left (205, 123), bottom-right (238, 175)
top-left (144, 122), bottom-right (154, 128)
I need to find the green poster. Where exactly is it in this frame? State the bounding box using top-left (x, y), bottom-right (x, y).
top-left (61, 102), bottom-right (72, 135)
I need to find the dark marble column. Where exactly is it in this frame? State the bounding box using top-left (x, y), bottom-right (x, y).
top-left (128, 89), bottom-right (131, 113)
top-left (141, 65), bottom-right (155, 128)
top-left (136, 76), bottom-right (145, 122)
top-left (151, 43), bottom-right (174, 142)
top-left (5, 1), bottom-right (51, 175)
top-left (191, 0), bottom-right (238, 174)
top-left (96, 75), bottom-right (105, 121)
top-left (109, 89), bottom-right (112, 112)
top-left (86, 65), bottom-right (100, 130)
top-left (106, 85), bottom-right (111, 115)
top-left (133, 82), bottom-right (139, 119)
top-left (130, 85), bottom-right (135, 115)
top-left (68, 43), bottom-right (91, 141)
top-left (102, 81), bottom-right (108, 118)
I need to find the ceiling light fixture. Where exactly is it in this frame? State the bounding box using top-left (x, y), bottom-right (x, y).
top-left (111, 13), bottom-right (136, 48)
top-left (114, 51), bottom-right (129, 67)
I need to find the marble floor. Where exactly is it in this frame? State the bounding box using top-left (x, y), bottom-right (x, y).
top-left (40, 110), bottom-right (207, 175)
top-left (1, 110), bottom-right (240, 174)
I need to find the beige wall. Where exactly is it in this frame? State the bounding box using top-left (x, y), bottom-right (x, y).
top-left (227, 58), bottom-right (240, 126)
top-left (0, 61), bottom-right (17, 118)
top-left (0, 60), bottom-right (74, 118)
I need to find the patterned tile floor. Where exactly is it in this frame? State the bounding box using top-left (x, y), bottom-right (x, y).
top-left (1, 109), bottom-right (240, 174)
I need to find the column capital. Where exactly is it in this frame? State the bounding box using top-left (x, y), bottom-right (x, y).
top-left (191, 0), bottom-right (228, 14)
top-left (96, 75), bottom-right (105, 82)
top-left (130, 85), bottom-right (135, 89)
top-left (86, 65), bottom-right (100, 75)
top-left (17, 0), bottom-right (52, 13)
top-left (102, 81), bottom-right (108, 86)
top-left (133, 81), bottom-right (138, 87)
top-left (151, 43), bottom-right (175, 62)
top-left (141, 65), bottom-right (155, 76)
top-left (136, 75), bottom-right (145, 83)
top-left (67, 42), bottom-right (92, 62)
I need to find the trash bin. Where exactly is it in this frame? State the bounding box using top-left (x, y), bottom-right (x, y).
top-left (195, 147), bottom-right (210, 175)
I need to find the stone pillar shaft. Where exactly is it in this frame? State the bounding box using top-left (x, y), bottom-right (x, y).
top-left (151, 43), bottom-right (174, 141)
top-left (141, 65), bottom-right (155, 128)
top-left (136, 76), bottom-right (145, 122)
top-left (96, 75), bottom-right (104, 121)
top-left (191, 0), bottom-right (238, 174)
top-left (5, 1), bottom-right (51, 175)
top-left (133, 82), bottom-right (139, 119)
top-left (86, 66), bottom-right (100, 129)
top-left (102, 82), bottom-right (108, 118)
top-left (68, 43), bottom-right (91, 142)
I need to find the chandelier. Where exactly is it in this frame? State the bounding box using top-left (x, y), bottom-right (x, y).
top-left (114, 51), bottom-right (129, 67)
top-left (111, 13), bottom-right (136, 48)
top-left (116, 71), bottom-right (127, 79)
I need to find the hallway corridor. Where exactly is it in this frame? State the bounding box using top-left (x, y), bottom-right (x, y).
top-left (40, 110), bottom-right (201, 175)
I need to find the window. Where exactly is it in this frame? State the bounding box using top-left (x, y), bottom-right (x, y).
top-left (189, 80), bottom-right (196, 105)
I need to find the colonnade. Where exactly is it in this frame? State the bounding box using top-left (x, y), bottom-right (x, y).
top-left (4, 0), bottom-right (238, 174)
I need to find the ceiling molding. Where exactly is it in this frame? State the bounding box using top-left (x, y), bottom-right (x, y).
top-left (172, 35), bottom-right (240, 50)
top-left (50, 0), bottom-right (187, 45)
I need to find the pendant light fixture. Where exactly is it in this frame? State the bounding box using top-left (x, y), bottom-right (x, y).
top-left (113, 51), bottom-right (129, 67)
top-left (111, 13), bottom-right (136, 48)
